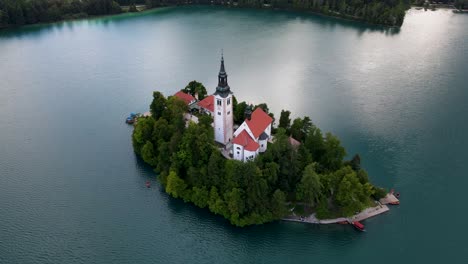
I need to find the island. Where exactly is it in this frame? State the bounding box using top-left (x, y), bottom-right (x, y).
top-left (131, 55), bottom-right (398, 228)
top-left (1, 0), bottom-right (414, 29)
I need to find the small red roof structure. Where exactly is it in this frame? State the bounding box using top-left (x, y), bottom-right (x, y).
top-left (174, 91), bottom-right (196, 105)
top-left (245, 108), bottom-right (273, 138)
top-left (197, 95), bottom-right (214, 113)
top-left (232, 130), bottom-right (260, 151)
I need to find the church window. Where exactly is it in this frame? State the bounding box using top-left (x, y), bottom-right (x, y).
top-left (236, 147), bottom-right (240, 150)
top-left (217, 99), bottom-right (222, 106)
top-left (227, 111), bottom-right (230, 115)
top-left (217, 112), bottom-right (221, 115)
top-left (227, 98), bottom-right (231, 105)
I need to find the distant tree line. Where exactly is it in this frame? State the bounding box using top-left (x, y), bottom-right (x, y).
top-left (151, 0), bottom-right (411, 27)
top-left (0, 0), bottom-right (124, 27)
top-left (454, 0), bottom-right (468, 9)
top-left (1, 0), bottom-right (412, 29)
top-left (132, 83), bottom-right (386, 227)
top-left (412, 0), bottom-right (467, 9)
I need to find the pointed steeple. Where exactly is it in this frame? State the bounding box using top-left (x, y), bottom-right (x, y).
top-left (219, 52), bottom-right (226, 74)
top-left (215, 52), bottom-right (231, 98)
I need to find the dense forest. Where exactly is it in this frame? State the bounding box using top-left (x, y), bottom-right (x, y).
top-left (0, 0), bottom-right (122, 27)
top-left (1, 0), bottom-right (411, 29)
top-left (131, 82), bottom-right (387, 227)
top-left (150, 0), bottom-right (411, 26)
top-left (454, 0), bottom-right (468, 9)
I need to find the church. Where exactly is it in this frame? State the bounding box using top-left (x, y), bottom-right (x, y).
top-left (211, 55), bottom-right (273, 162)
top-left (173, 55), bottom-right (273, 162)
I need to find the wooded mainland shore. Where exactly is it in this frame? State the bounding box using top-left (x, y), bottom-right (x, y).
top-left (1, 0), bottom-right (422, 30)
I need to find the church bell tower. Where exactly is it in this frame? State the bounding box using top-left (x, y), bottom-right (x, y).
top-left (214, 54), bottom-right (233, 145)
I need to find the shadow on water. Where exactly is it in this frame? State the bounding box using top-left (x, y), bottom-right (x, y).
top-left (0, 5), bottom-right (400, 40)
top-left (171, 5), bottom-right (401, 36)
top-left (163, 180), bottom-right (360, 246)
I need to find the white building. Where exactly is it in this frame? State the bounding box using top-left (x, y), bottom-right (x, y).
top-left (205, 55), bottom-right (273, 162)
top-left (213, 55), bottom-right (234, 145)
top-left (232, 107), bottom-right (273, 162)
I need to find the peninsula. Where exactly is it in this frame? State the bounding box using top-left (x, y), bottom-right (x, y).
top-left (131, 55), bottom-right (396, 227)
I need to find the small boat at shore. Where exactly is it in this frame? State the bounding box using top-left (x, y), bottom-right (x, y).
top-left (126, 117), bottom-right (135, 124)
top-left (352, 221), bottom-right (365, 231)
top-left (125, 112), bottom-right (140, 124)
top-left (145, 181), bottom-right (151, 188)
top-left (389, 201), bottom-right (400, 205)
top-left (338, 221), bottom-right (348, 225)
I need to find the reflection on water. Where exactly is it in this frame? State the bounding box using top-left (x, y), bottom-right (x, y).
top-left (0, 6), bottom-right (401, 40)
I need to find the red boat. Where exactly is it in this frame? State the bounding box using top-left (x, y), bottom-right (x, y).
top-left (352, 221), bottom-right (365, 231)
top-left (389, 201), bottom-right (400, 205)
top-left (145, 181), bottom-right (151, 188)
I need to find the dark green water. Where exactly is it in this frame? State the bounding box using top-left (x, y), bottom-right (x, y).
top-left (1, 6), bottom-right (467, 263)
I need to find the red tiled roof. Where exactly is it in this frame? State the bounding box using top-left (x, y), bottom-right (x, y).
top-left (232, 130), bottom-right (259, 151)
top-left (197, 95), bottom-right (214, 113)
top-left (174, 91), bottom-right (196, 105)
top-left (245, 108), bottom-right (273, 138)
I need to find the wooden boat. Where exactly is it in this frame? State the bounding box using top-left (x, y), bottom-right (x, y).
top-left (338, 221), bottom-right (348, 225)
top-left (389, 201), bottom-right (400, 205)
top-left (352, 221), bottom-right (365, 231)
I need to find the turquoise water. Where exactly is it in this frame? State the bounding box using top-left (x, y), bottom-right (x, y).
top-left (1, 6), bottom-right (467, 263)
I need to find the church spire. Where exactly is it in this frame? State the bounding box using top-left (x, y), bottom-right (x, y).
top-left (220, 54), bottom-right (226, 74)
top-left (215, 53), bottom-right (231, 97)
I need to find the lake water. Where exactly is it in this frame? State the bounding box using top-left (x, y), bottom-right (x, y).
top-left (1, 6), bottom-right (467, 264)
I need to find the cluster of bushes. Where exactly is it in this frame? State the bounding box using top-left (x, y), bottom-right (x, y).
top-left (132, 82), bottom-right (386, 226)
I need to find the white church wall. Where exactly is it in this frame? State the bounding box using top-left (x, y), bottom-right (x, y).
top-left (233, 144), bottom-right (244, 161)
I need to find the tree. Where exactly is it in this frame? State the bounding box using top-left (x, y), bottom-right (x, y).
top-left (349, 154), bottom-right (361, 171)
top-left (321, 132), bottom-right (346, 171)
top-left (225, 188), bottom-right (246, 217)
top-left (149, 91), bottom-right (166, 120)
top-left (234, 101), bottom-right (248, 124)
top-left (182, 80), bottom-right (207, 100)
top-left (207, 152), bottom-right (225, 188)
top-left (254, 103), bottom-right (269, 113)
top-left (296, 164), bottom-right (323, 206)
top-left (191, 186), bottom-right (209, 208)
top-left (141, 141), bottom-right (156, 166)
top-left (132, 117), bottom-right (154, 154)
top-left (278, 110), bottom-right (291, 131)
top-left (271, 189), bottom-right (287, 217)
top-left (290, 116), bottom-right (312, 142)
top-left (335, 168), bottom-right (369, 216)
top-left (164, 96), bottom-right (188, 131)
top-left (304, 125), bottom-right (325, 164)
top-left (166, 171), bottom-right (187, 199)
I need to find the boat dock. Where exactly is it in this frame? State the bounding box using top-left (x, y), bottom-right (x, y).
top-left (282, 192), bottom-right (398, 227)
top-left (282, 203), bottom-right (389, 225)
top-left (379, 193), bottom-right (400, 205)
